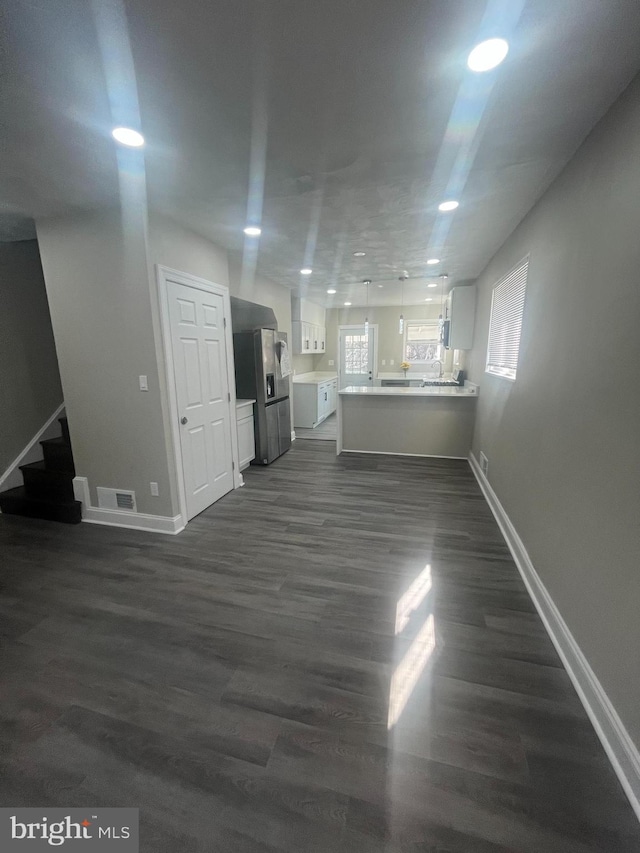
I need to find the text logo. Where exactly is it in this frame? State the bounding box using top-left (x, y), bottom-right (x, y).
top-left (1, 810), bottom-right (138, 851)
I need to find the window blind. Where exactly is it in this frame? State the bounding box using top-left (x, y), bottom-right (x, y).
top-left (486, 258), bottom-right (529, 380)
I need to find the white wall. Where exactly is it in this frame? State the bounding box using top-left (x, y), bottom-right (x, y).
top-left (37, 209), bottom-right (178, 518)
top-left (148, 215), bottom-right (294, 432)
top-left (0, 240), bottom-right (63, 475)
top-left (147, 215), bottom-right (292, 337)
top-left (227, 253), bottom-right (292, 340)
top-left (468, 74), bottom-right (640, 748)
top-left (148, 213), bottom-right (230, 287)
top-left (36, 209), bottom-right (296, 522)
top-left (316, 304), bottom-right (453, 376)
top-left (292, 352), bottom-right (324, 375)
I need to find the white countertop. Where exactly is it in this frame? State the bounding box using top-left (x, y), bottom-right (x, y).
top-left (235, 398), bottom-right (256, 407)
top-left (339, 384), bottom-right (478, 398)
top-left (293, 372), bottom-right (338, 384)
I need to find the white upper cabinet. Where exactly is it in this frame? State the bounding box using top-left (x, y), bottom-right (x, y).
top-left (292, 297), bottom-right (326, 355)
top-left (444, 286), bottom-right (476, 350)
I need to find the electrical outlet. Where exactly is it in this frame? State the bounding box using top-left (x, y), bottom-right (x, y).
top-left (139, 375), bottom-right (148, 392)
top-left (328, 359), bottom-right (334, 366)
top-left (382, 359), bottom-right (386, 366)
top-left (479, 452), bottom-right (489, 477)
top-left (390, 359), bottom-right (395, 366)
top-left (150, 482), bottom-right (159, 496)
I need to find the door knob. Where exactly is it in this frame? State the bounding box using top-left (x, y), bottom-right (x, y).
top-left (181, 416), bottom-right (188, 425)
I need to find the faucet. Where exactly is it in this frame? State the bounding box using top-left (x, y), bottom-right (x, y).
top-left (432, 360), bottom-right (443, 378)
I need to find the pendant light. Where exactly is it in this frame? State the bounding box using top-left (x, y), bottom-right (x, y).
top-left (363, 279), bottom-right (371, 337)
top-left (438, 273), bottom-right (448, 353)
top-left (398, 275), bottom-right (407, 334)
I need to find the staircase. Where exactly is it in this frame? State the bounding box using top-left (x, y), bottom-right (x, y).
top-left (0, 417), bottom-right (82, 524)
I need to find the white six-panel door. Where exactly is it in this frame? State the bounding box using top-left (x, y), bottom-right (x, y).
top-left (167, 280), bottom-right (234, 520)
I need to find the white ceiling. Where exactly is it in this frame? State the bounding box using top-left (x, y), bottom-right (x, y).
top-left (2, 0), bottom-right (640, 307)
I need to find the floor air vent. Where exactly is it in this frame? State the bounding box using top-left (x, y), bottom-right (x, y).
top-left (97, 487), bottom-right (137, 513)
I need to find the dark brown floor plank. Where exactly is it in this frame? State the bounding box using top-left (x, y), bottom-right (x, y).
top-left (1, 439), bottom-right (638, 852)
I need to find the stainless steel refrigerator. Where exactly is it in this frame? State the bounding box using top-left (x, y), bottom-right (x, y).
top-left (233, 329), bottom-right (291, 465)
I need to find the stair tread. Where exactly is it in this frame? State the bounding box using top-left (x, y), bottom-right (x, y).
top-left (0, 485), bottom-right (79, 509)
top-left (40, 436), bottom-right (69, 447)
top-left (19, 460), bottom-right (72, 476)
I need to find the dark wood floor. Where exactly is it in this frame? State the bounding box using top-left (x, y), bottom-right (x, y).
top-left (1, 440), bottom-right (638, 852)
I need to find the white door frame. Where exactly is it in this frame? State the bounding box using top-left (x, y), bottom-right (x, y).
top-left (156, 265), bottom-right (241, 526)
top-left (336, 324), bottom-right (378, 457)
top-left (337, 324), bottom-right (379, 387)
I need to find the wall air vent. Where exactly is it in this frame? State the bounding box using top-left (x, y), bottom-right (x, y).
top-left (116, 492), bottom-right (135, 511)
top-left (96, 487), bottom-right (137, 513)
top-left (479, 451), bottom-right (489, 477)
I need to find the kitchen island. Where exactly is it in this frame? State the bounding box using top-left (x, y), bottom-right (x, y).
top-left (338, 384), bottom-right (478, 458)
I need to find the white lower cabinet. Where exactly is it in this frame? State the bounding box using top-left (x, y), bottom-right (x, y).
top-left (236, 400), bottom-right (255, 470)
top-left (328, 380), bottom-right (337, 413)
top-left (293, 379), bottom-right (337, 428)
top-left (317, 383), bottom-right (331, 421)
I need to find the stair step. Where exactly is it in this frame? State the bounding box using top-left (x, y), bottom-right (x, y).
top-left (58, 416), bottom-right (70, 445)
top-left (19, 460), bottom-right (75, 501)
top-left (0, 486), bottom-right (82, 525)
top-left (40, 437), bottom-right (75, 473)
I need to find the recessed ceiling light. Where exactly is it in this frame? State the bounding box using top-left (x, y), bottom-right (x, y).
top-left (111, 127), bottom-right (145, 147)
top-left (467, 38), bottom-right (509, 73)
top-left (344, 301), bottom-right (352, 306)
top-left (243, 226), bottom-right (261, 237)
top-left (425, 298), bottom-right (433, 302)
top-left (438, 200), bottom-right (459, 212)
top-left (327, 288), bottom-right (337, 294)
top-left (427, 283), bottom-right (438, 288)
top-left (378, 284), bottom-right (384, 288)
top-left (353, 251), bottom-right (366, 257)
top-left (300, 268), bottom-right (312, 275)
top-left (427, 258), bottom-right (440, 265)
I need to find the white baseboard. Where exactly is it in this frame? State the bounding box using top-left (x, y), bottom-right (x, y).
top-left (73, 477), bottom-right (184, 535)
top-left (83, 508), bottom-right (184, 535)
top-left (468, 452), bottom-right (640, 822)
top-left (341, 448), bottom-right (467, 460)
top-left (0, 403), bottom-right (65, 490)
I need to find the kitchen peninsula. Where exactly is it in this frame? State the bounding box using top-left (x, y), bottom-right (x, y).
top-left (338, 384), bottom-right (479, 458)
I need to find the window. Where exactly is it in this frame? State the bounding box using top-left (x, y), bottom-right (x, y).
top-left (343, 333), bottom-right (369, 374)
top-left (404, 321), bottom-right (441, 364)
top-left (486, 257), bottom-right (529, 380)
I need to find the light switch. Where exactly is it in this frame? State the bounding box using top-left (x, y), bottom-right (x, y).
top-left (139, 375), bottom-right (148, 391)
top-left (150, 482), bottom-right (159, 496)
top-left (328, 359), bottom-right (335, 366)
top-left (390, 359), bottom-right (395, 366)
top-left (382, 359), bottom-right (386, 366)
